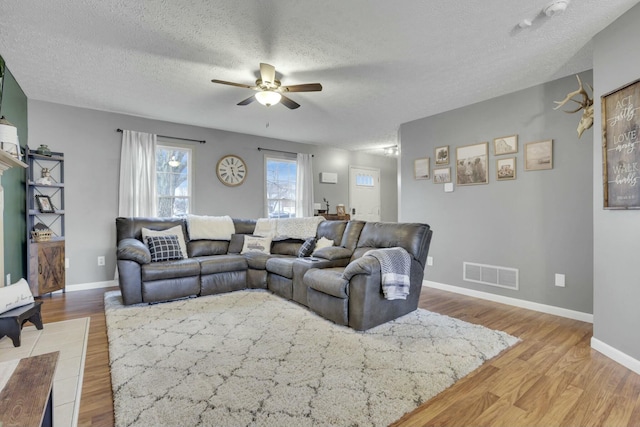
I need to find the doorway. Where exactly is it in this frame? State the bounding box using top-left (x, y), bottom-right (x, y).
top-left (349, 166), bottom-right (381, 221)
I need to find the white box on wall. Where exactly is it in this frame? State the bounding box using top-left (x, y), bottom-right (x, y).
top-left (320, 172), bottom-right (338, 184)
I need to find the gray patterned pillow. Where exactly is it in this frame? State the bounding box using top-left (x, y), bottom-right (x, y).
top-left (298, 237), bottom-right (317, 257)
top-left (146, 235), bottom-right (183, 262)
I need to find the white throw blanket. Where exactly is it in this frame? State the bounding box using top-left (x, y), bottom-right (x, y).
top-left (254, 216), bottom-right (325, 240)
top-left (186, 214), bottom-right (235, 240)
top-left (365, 247), bottom-right (412, 300)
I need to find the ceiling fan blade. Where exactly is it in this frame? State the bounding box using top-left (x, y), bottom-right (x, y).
top-left (211, 79), bottom-right (254, 89)
top-left (260, 63), bottom-right (276, 85)
top-left (279, 94), bottom-right (300, 110)
top-left (237, 95), bottom-right (256, 106)
top-left (280, 83), bottom-right (323, 93)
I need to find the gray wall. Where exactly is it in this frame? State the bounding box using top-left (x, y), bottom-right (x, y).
top-left (399, 72), bottom-right (594, 314)
top-left (592, 3), bottom-right (640, 360)
top-left (28, 100), bottom-right (397, 286)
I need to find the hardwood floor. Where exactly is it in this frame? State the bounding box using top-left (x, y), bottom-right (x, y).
top-left (37, 286), bottom-right (640, 426)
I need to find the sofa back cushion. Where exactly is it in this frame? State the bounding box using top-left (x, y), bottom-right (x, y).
top-left (271, 239), bottom-right (304, 256)
top-left (233, 218), bottom-right (257, 235)
top-left (353, 222), bottom-right (433, 268)
top-left (340, 220), bottom-right (365, 250)
top-left (188, 240), bottom-right (230, 257)
top-left (117, 217), bottom-right (187, 243)
top-left (316, 220), bottom-right (347, 245)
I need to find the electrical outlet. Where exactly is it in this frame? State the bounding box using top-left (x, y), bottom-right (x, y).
top-left (65, 258), bottom-right (69, 269)
top-left (555, 273), bottom-right (565, 287)
top-left (427, 256), bottom-right (434, 266)
top-left (98, 256), bottom-right (105, 266)
top-left (6, 274), bottom-right (10, 286)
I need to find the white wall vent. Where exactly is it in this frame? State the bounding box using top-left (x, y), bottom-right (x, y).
top-left (463, 262), bottom-right (519, 290)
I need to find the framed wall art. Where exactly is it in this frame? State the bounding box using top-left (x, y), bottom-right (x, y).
top-left (493, 135), bottom-right (518, 155)
top-left (601, 78), bottom-right (640, 209)
top-left (35, 195), bottom-right (55, 213)
top-left (524, 140), bottom-right (553, 171)
top-left (434, 146), bottom-right (450, 165)
top-left (414, 157), bottom-right (430, 180)
top-left (456, 142), bottom-right (488, 185)
top-left (433, 167), bottom-right (451, 184)
top-left (496, 157), bottom-right (516, 181)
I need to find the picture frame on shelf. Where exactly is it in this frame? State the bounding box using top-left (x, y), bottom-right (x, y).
top-left (496, 157), bottom-right (517, 181)
top-left (433, 167), bottom-right (451, 184)
top-left (524, 140), bottom-right (553, 171)
top-left (456, 142), bottom-right (489, 185)
top-left (434, 146), bottom-right (450, 165)
top-left (493, 135), bottom-right (518, 155)
top-left (414, 157), bottom-right (430, 179)
top-left (336, 204), bottom-right (346, 216)
top-left (35, 195), bottom-right (55, 213)
top-left (601, 78), bottom-right (640, 209)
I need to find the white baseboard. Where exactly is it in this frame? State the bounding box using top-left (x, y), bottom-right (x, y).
top-left (423, 280), bottom-right (593, 323)
top-left (51, 280), bottom-right (117, 293)
top-left (591, 337), bottom-right (640, 375)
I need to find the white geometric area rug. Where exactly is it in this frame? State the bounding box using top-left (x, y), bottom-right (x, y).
top-left (104, 290), bottom-right (518, 427)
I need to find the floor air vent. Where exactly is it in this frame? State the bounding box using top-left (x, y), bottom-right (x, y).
top-left (463, 262), bottom-right (519, 290)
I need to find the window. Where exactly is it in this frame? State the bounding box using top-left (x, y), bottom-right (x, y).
top-left (156, 144), bottom-right (192, 217)
top-left (265, 156), bottom-right (297, 218)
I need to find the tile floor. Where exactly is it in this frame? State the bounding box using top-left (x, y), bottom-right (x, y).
top-left (0, 317), bottom-right (89, 427)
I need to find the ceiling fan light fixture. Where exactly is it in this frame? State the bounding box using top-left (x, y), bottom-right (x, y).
top-left (255, 91), bottom-right (282, 107)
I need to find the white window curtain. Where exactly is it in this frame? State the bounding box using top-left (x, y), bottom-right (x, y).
top-left (118, 130), bottom-right (157, 217)
top-left (295, 153), bottom-right (314, 217)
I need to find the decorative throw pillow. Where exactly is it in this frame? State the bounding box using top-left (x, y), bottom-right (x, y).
top-left (147, 235), bottom-right (184, 262)
top-left (0, 278), bottom-right (35, 314)
top-left (142, 225), bottom-right (188, 259)
top-left (241, 235), bottom-right (272, 255)
top-left (312, 236), bottom-right (334, 254)
top-left (298, 237), bottom-right (317, 257)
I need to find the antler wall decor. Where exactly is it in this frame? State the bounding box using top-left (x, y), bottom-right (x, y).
top-left (554, 75), bottom-right (594, 138)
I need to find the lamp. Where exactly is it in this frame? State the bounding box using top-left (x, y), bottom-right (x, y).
top-left (384, 145), bottom-right (399, 156)
top-left (255, 90), bottom-right (282, 107)
top-left (0, 116), bottom-right (21, 160)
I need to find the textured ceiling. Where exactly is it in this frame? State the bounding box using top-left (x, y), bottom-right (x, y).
top-left (0, 0), bottom-right (638, 152)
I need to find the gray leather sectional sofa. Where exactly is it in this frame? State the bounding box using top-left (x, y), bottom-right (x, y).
top-left (116, 216), bottom-right (433, 330)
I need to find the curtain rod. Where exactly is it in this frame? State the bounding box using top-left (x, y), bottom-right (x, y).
top-left (257, 147), bottom-right (314, 157)
top-left (116, 128), bottom-right (206, 144)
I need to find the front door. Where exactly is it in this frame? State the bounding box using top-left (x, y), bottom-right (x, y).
top-left (349, 166), bottom-right (381, 221)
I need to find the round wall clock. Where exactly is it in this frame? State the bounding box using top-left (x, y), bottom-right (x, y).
top-left (216, 154), bottom-right (247, 186)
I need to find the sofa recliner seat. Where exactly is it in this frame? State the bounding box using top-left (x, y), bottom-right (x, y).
top-left (305, 221), bottom-right (433, 330)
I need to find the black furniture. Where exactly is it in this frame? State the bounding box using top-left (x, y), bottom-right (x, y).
top-left (0, 301), bottom-right (43, 347)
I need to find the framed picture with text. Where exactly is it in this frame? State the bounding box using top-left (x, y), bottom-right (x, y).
top-left (601, 78), bottom-right (640, 208)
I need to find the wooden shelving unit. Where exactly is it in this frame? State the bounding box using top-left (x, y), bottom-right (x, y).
top-left (24, 147), bottom-right (65, 296)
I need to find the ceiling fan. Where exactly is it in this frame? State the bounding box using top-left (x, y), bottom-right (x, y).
top-left (211, 63), bottom-right (322, 109)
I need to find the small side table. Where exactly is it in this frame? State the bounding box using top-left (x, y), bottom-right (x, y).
top-left (0, 301), bottom-right (44, 347)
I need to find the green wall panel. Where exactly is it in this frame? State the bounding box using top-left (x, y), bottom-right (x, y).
top-left (1, 65), bottom-right (28, 283)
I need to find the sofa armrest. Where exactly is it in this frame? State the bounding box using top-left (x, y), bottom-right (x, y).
top-left (312, 246), bottom-right (353, 261)
top-left (117, 238), bottom-right (151, 264)
top-left (342, 256), bottom-right (379, 281)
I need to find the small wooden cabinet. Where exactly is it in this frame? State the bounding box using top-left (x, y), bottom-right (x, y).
top-left (28, 241), bottom-right (65, 296)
